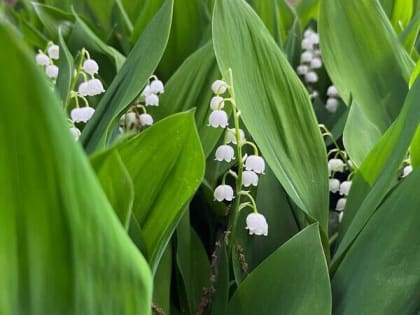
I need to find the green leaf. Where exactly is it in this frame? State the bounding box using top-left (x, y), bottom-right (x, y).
top-left (91, 150), bottom-right (134, 229)
top-left (154, 42), bottom-right (222, 157)
top-left (0, 21), bottom-right (152, 315)
top-left (399, 12), bottom-right (420, 60)
top-left (213, 0), bottom-right (329, 232)
top-left (332, 169), bottom-right (420, 314)
top-left (153, 245), bottom-right (172, 315)
top-left (296, 0), bottom-right (320, 27)
top-left (333, 77), bottom-right (420, 268)
top-left (81, 0), bottom-right (174, 153)
top-left (319, 0), bottom-right (413, 162)
top-left (56, 26), bottom-right (74, 106)
top-left (226, 224), bottom-right (331, 315)
top-left (93, 111), bottom-right (205, 272)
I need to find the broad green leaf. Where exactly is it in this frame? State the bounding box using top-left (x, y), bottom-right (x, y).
top-left (91, 150), bottom-right (134, 229)
top-left (176, 213), bottom-right (210, 314)
top-left (210, 242), bottom-right (229, 315)
top-left (0, 21), bottom-right (152, 315)
top-left (213, 0), bottom-right (329, 232)
top-left (32, 3), bottom-right (73, 40)
top-left (332, 169), bottom-right (420, 314)
top-left (409, 58), bottom-right (420, 88)
top-left (390, 0), bottom-right (413, 31)
top-left (410, 124), bottom-right (420, 166)
top-left (80, 0), bottom-right (173, 153)
top-left (154, 42), bottom-right (222, 157)
top-left (93, 111), bottom-right (205, 272)
top-left (342, 102), bottom-right (383, 167)
top-left (232, 167), bottom-right (299, 283)
top-left (56, 26), bottom-right (74, 106)
top-left (333, 78), bottom-right (420, 268)
top-left (153, 246), bottom-right (172, 315)
top-left (319, 0), bottom-right (413, 162)
top-left (226, 224), bottom-right (331, 315)
top-left (399, 12), bottom-right (420, 59)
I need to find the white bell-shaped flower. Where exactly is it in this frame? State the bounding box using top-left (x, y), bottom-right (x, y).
top-left (141, 85), bottom-right (152, 96)
top-left (402, 165), bottom-right (413, 178)
top-left (210, 96), bottom-right (225, 111)
top-left (310, 57), bottom-right (322, 69)
top-left (71, 106), bottom-right (95, 123)
top-left (301, 38), bottom-right (314, 50)
top-left (339, 181), bottom-right (352, 196)
top-left (87, 79), bottom-right (105, 96)
top-left (297, 65), bottom-right (309, 75)
top-left (78, 82), bottom-right (89, 96)
top-left (214, 184), bottom-right (234, 201)
top-left (150, 79), bottom-right (164, 94)
top-left (215, 144), bottom-right (235, 162)
top-left (336, 198), bottom-right (347, 212)
top-left (305, 71), bottom-right (318, 83)
top-left (304, 29), bottom-right (314, 38)
top-left (245, 155), bottom-right (265, 174)
top-left (83, 59), bottom-right (99, 75)
top-left (211, 80), bottom-right (228, 94)
top-left (36, 53), bottom-right (50, 66)
top-left (328, 158), bottom-right (345, 173)
top-left (245, 212), bottom-right (268, 236)
top-left (70, 127), bottom-right (81, 141)
top-left (308, 32), bottom-right (320, 45)
top-left (325, 97), bottom-right (339, 113)
top-left (120, 112), bottom-right (138, 130)
top-left (209, 110), bottom-right (228, 128)
top-left (329, 178), bottom-right (340, 193)
top-left (139, 113), bottom-right (153, 126)
top-left (45, 64), bottom-right (59, 79)
top-left (145, 93), bottom-right (159, 106)
top-left (48, 44), bottom-right (59, 60)
top-left (327, 85), bottom-right (339, 97)
top-left (301, 51), bottom-right (313, 63)
top-left (226, 128), bottom-right (245, 145)
top-left (242, 170), bottom-right (259, 187)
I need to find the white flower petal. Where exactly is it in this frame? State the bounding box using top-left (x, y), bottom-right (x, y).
top-left (211, 80), bottom-right (228, 94)
top-left (242, 171), bottom-right (259, 187)
top-left (45, 64), bottom-right (59, 79)
top-left (245, 212), bottom-right (268, 236)
top-left (150, 79), bottom-right (164, 94)
top-left (245, 155), bottom-right (265, 174)
top-left (35, 53), bottom-right (50, 66)
top-left (139, 113), bottom-right (153, 126)
top-left (47, 44), bottom-right (59, 60)
top-left (214, 184), bottom-right (234, 201)
top-left (215, 144), bottom-right (235, 162)
top-left (145, 93), bottom-right (159, 106)
top-left (83, 59), bottom-right (99, 75)
top-left (209, 110), bottom-right (228, 128)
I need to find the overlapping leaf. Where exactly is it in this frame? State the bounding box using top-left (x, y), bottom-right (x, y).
top-left (0, 22), bottom-right (152, 315)
top-left (213, 0), bottom-right (329, 232)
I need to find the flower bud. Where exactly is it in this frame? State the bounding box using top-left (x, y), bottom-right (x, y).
top-left (83, 59), bottom-right (99, 75)
top-left (36, 53), bottom-right (50, 66)
top-left (329, 178), bottom-right (340, 193)
top-left (47, 44), bottom-right (59, 60)
top-left (336, 198), bottom-right (347, 212)
top-left (45, 64), bottom-right (59, 79)
top-left (210, 96), bottom-right (225, 111)
top-left (339, 181), bottom-right (352, 196)
top-left (211, 80), bottom-right (228, 94)
top-left (325, 97), bottom-right (339, 113)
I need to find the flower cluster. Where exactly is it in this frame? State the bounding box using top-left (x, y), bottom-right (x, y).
top-left (328, 157), bottom-right (352, 222)
top-left (325, 85), bottom-right (342, 113)
top-left (296, 29), bottom-right (322, 90)
top-left (119, 76), bottom-right (164, 133)
top-left (36, 43), bottom-right (60, 81)
top-left (208, 77), bottom-right (268, 236)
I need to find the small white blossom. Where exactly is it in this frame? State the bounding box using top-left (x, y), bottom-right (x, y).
top-left (210, 96), bottom-right (225, 111)
top-left (402, 165), bottom-right (413, 177)
top-left (339, 181), bottom-right (352, 196)
top-left (305, 71), bottom-right (318, 83)
top-left (145, 93), bottom-right (159, 106)
top-left (310, 57), bottom-right (322, 69)
top-left (141, 85), bottom-right (152, 97)
top-left (70, 127), bottom-right (81, 141)
top-left (215, 144), bottom-right (235, 162)
top-left (78, 82), bottom-right (89, 96)
top-left (297, 65), bottom-right (309, 75)
top-left (87, 79), bottom-right (105, 96)
top-left (214, 184), bottom-right (234, 201)
top-left (326, 97), bottom-right (339, 113)
top-left (45, 64), bottom-right (59, 79)
top-left (139, 113), bottom-right (153, 126)
top-left (329, 178), bottom-right (340, 193)
top-left (328, 158), bottom-right (345, 173)
top-left (246, 212), bottom-right (268, 236)
top-left (120, 112), bottom-right (138, 130)
top-left (338, 212), bottom-right (344, 223)
top-left (308, 33), bottom-right (320, 45)
top-left (242, 170), bottom-right (259, 187)
top-left (245, 155), bottom-right (265, 174)
top-left (209, 110), bottom-right (228, 128)
top-left (327, 85), bottom-right (339, 97)
top-left (71, 106), bottom-right (95, 123)
top-left (301, 51), bottom-right (313, 63)
top-left (36, 53), bottom-right (50, 66)
top-left (211, 80), bottom-right (228, 94)
top-left (304, 29), bottom-right (314, 38)
top-left (47, 44), bottom-right (59, 60)
top-left (150, 79), bottom-right (164, 94)
top-left (310, 91), bottom-right (319, 99)
top-left (226, 128), bottom-right (245, 145)
top-left (301, 38), bottom-right (314, 50)
top-left (336, 198), bottom-right (347, 212)
top-left (83, 59), bottom-right (99, 75)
